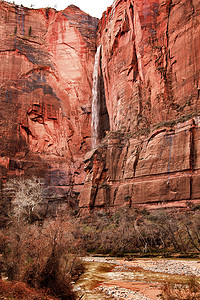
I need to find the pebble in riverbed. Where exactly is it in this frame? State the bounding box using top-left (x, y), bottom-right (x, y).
top-left (96, 285), bottom-right (151, 300)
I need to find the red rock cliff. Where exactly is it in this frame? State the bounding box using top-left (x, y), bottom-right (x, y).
top-left (0, 1), bottom-right (98, 203)
top-left (79, 0), bottom-right (200, 211)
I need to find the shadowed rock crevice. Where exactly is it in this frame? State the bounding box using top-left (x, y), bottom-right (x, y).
top-left (91, 45), bottom-right (110, 147)
top-left (98, 49), bottom-right (110, 141)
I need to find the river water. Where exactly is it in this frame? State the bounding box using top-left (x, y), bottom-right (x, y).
top-left (74, 256), bottom-right (200, 300)
top-left (74, 260), bottom-right (113, 299)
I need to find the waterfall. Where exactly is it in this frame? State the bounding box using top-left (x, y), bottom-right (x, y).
top-left (91, 45), bottom-right (102, 148)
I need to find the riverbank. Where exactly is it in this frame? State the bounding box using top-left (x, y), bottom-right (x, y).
top-left (74, 256), bottom-right (200, 299)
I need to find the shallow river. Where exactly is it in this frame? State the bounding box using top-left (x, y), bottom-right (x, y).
top-left (74, 256), bottom-right (200, 300)
top-left (74, 260), bottom-right (114, 299)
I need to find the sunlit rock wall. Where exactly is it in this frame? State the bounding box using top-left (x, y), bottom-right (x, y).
top-left (79, 0), bottom-right (200, 212)
top-left (0, 1), bottom-right (98, 203)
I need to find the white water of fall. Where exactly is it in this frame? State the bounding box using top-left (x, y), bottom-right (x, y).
top-left (91, 45), bottom-right (102, 148)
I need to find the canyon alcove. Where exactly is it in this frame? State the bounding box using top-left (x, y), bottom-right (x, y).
top-left (0, 0), bottom-right (199, 214)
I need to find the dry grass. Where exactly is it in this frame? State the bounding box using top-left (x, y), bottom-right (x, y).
top-left (161, 276), bottom-right (200, 300)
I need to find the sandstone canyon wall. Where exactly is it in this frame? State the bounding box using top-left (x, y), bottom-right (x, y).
top-left (79, 0), bottom-right (200, 211)
top-left (1, 0), bottom-right (200, 212)
top-left (0, 1), bottom-right (98, 205)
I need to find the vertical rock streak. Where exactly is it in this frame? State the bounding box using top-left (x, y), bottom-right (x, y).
top-left (110, 0), bottom-right (117, 19)
top-left (167, 134), bottom-right (174, 184)
top-left (91, 45), bottom-right (102, 148)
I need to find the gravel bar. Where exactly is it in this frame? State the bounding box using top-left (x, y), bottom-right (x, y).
top-left (82, 256), bottom-right (200, 276)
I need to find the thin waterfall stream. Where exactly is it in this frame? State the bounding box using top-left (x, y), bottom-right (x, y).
top-left (91, 45), bottom-right (102, 148)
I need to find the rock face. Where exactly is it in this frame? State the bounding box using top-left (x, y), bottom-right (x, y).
top-left (79, 0), bottom-right (200, 211)
top-left (0, 1), bottom-right (98, 203)
top-left (1, 0), bottom-right (200, 212)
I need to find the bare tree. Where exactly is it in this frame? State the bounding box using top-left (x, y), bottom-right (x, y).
top-left (5, 177), bottom-right (47, 223)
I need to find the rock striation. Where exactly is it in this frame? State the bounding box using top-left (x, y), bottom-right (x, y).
top-left (79, 0), bottom-right (200, 211)
top-left (0, 1), bottom-right (98, 204)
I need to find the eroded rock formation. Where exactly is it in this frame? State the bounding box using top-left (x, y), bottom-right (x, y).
top-left (79, 0), bottom-right (200, 211)
top-left (0, 1), bottom-right (98, 203)
top-left (1, 0), bottom-right (200, 212)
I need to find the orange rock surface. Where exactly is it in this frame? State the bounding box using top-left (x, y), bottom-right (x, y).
top-left (1, 0), bottom-right (200, 211)
top-left (0, 1), bottom-right (98, 202)
top-left (79, 0), bottom-right (200, 211)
